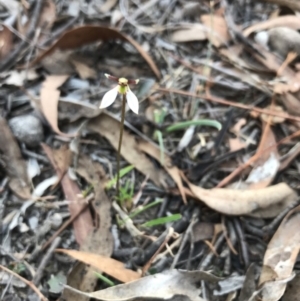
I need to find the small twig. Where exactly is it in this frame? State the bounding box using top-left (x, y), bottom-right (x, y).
top-left (222, 216), bottom-right (238, 255)
top-left (203, 240), bottom-right (219, 256)
top-left (142, 227), bottom-right (174, 275)
top-left (0, 265), bottom-right (48, 301)
top-left (233, 218), bottom-right (249, 268)
top-left (116, 94), bottom-right (126, 196)
top-left (262, 197), bottom-right (300, 233)
top-left (33, 237), bottom-right (61, 286)
top-left (152, 236), bottom-right (182, 263)
top-left (132, 228), bottom-right (172, 265)
top-left (0, 274), bottom-right (13, 300)
top-left (157, 87), bottom-right (300, 123)
top-left (112, 201), bottom-right (144, 237)
top-left (223, 249), bottom-right (231, 276)
top-left (198, 233), bottom-right (225, 270)
top-left (242, 219), bottom-right (264, 238)
top-left (42, 202), bottom-right (90, 251)
top-left (171, 209), bottom-right (198, 269)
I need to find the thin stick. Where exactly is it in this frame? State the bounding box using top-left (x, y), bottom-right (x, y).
top-left (0, 265), bottom-right (48, 301)
top-left (157, 87), bottom-right (300, 123)
top-left (116, 94), bottom-right (126, 196)
top-left (142, 227), bottom-right (174, 275)
top-left (33, 237), bottom-right (61, 285)
top-left (42, 201), bottom-right (90, 251)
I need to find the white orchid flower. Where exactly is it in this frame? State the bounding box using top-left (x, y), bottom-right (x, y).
top-left (99, 74), bottom-right (140, 114)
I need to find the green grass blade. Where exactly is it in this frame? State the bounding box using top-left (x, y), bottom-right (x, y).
top-left (155, 130), bottom-right (165, 165)
top-left (119, 199), bottom-right (163, 227)
top-left (129, 199), bottom-right (163, 219)
top-left (94, 272), bottom-right (115, 286)
top-left (166, 120), bottom-right (222, 132)
top-left (141, 213), bottom-right (182, 227)
top-left (106, 165), bottom-right (134, 189)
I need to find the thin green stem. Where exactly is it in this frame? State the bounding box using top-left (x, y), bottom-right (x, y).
top-left (116, 94), bottom-right (126, 196)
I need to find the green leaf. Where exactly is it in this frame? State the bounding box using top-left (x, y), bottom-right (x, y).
top-left (166, 120), bottom-right (222, 132)
top-left (129, 199), bottom-right (163, 219)
top-left (116, 179), bottom-right (135, 205)
top-left (94, 272), bottom-right (115, 287)
top-left (119, 199), bottom-right (163, 227)
top-left (106, 165), bottom-right (134, 189)
top-left (47, 273), bottom-right (66, 294)
top-left (154, 108), bottom-right (167, 125)
top-left (141, 213), bottom-right (182, 227)
top-left (155, 130), bottom-right (165, 165)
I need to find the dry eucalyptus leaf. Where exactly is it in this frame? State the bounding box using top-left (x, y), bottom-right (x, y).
top-left (70, 58), bottom-right (97, 79)
top-left (280, 91), bottom-right (300, 116)
top-left (245, 124), bottom-right (280, 189)
top-left (171, 25), bottom-right (207, 42)
top-left (257, 0), bottom-right (300, 11)
top-left (62, 155), bottom-right (114, 301)
top-left (0, 117), bottom-right (31, 199)
top-left (88, 113), bottom-right (169, 188)
top-left (40, 75), bottom-right (73, 137)
top-left (246, 152), bottom-right (280, 189)
top-left (65, 270), bottom-right (221, 301)
top-left (259, 206), bottom-right (300, 301)
top-left (244, 16), bottom-right (300, 37)
top-left (42, 144), bottom-right (94, 247)
top-left (188, 182), bottom-right (297, 217)
top-left (56, 249), bottom-right (140, 283)
top-left (0, 24), bottom-right (13, 60)
top-left (238, 264), bottom-right (258, 301)
top-left (31, 25), bottom-right (160, 79)
top-left (200, 14), bottom-right (231, 47)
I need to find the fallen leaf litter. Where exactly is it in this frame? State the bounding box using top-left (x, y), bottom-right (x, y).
top-left (1, 1), bottom-right (300, 301)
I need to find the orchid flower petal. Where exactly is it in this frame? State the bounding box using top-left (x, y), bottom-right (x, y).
top-left (126, 87), bottom-right (139, 114)
top-left (99, 86), bottom-right (118, 109)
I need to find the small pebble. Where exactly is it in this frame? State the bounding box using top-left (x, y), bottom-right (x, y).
top-left (9, 114), bottom-right (44, 147)
top-left (49, 213), bottom-right (63, 229)
top-left (28, 216), bottom-right (39, 230)
top-left (18, 222), bottom-right (29, 233)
